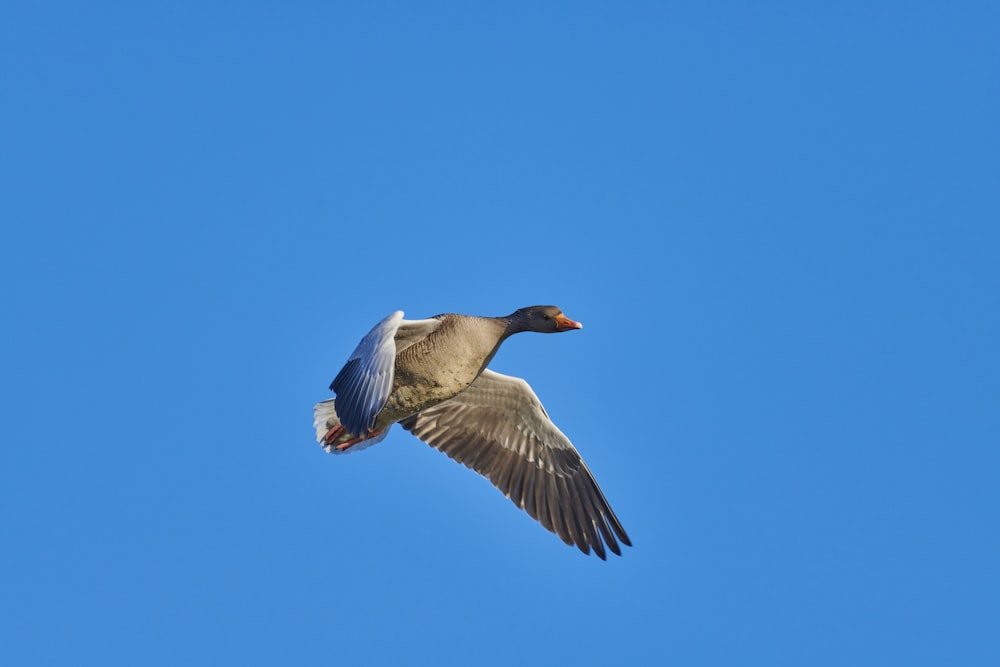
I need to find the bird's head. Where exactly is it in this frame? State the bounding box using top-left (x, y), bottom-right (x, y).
top-left (506, 305), bottom-right (583, 334)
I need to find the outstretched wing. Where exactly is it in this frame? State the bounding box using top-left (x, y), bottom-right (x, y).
top-left (330, 311), bottom-right (403, 438)
top-left (400, 370), bottom-right (631, 559)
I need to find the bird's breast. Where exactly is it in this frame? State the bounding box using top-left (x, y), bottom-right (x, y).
top-left (375, 318), bottom-right (503, 426)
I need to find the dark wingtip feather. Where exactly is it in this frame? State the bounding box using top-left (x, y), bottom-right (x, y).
top-left (605, 534), bottom-right (622, 557)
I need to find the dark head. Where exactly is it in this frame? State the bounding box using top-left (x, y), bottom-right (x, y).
top-left (504, 305), bottom-right (583, 335)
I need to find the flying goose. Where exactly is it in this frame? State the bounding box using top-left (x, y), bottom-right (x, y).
top-left (313, 306), bottom-right (631, 559)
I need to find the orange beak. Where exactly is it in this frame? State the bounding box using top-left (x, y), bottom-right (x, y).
top-left (554, 314), bottom-right (583, 331)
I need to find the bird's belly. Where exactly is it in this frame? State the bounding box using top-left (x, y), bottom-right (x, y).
top-left (374, 364), bottom-right (479, 428)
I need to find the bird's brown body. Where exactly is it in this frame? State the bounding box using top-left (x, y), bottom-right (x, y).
top-left (377, 315), bottom-right (508, 428)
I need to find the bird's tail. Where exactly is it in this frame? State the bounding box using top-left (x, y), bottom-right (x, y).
top-left (313, 399), bottom-right (391, 455)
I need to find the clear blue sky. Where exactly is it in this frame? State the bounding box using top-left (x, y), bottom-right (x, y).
top-left (2, 2), bottom-right (998, 665)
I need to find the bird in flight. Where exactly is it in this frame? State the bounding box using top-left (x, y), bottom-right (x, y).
top-left (313, 306), bottom-right (631, 559)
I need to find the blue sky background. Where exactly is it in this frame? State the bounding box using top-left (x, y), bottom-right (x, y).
top-left (2, 2), bottom-right (998, 665)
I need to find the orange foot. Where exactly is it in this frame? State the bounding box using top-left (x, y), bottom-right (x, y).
top-left (335, 429), bottom-right (382, 452)
top-left (323, 424), bottom-right (347, 445)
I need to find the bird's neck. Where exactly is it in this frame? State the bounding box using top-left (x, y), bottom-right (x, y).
top-left (498, 312), bottom-right (531, 339)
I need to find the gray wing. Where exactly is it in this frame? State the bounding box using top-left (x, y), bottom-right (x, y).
top-left (393, 317), bottom-right (443, 354)
top-left (330, 311), bottom-right (403, 438)
top-left (400, 370), bottom-right (631, 559)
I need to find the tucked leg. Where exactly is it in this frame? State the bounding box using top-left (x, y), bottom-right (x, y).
top-left (335, 429), bottom-right (382, 451)
top-left (323, 423), bottom-right (347, 445)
